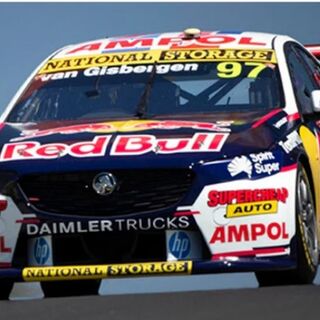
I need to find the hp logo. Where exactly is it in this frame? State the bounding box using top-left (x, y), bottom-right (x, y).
top-left (169, 231), bottom-right (191, 259)
top-left (34, 237), bottom-right (50, 265)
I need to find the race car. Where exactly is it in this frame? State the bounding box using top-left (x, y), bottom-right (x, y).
top-left (1, 29), bottom-right (320, 298)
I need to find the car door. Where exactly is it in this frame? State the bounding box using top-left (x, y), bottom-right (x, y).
top-left (285, 42), bottom-right (320, 223)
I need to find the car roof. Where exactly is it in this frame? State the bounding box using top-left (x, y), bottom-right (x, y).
top-left (53, 30), bottom-right (291, 59)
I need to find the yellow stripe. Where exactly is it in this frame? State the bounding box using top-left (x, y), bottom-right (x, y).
top-left (39, 50), bottom-right (161, 74)
top-left (22, 261), bottom-right (193, 282)
top-left (39, 49), bottom-right (277, 74)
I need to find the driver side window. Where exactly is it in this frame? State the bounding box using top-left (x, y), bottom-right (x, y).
top-left (286, 43), bottom-right (319, 114)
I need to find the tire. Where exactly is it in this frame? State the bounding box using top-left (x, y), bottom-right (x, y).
top-left (0, 280), bottom-right (14, 300)
top-left (256, 164), bottom-right (319, 286)
top-left (41, 280), bottom-right (100, 297)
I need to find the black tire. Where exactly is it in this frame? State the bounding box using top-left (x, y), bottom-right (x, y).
top-left (256, 164), bottom-right (319, 287)
top-left (41, 280), bottom-right (100, 297)
top-left (0, 280), bottom-right (14, 300)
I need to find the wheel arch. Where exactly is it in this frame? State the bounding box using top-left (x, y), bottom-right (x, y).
top-left (297, 153), bottom-right (320, 254)
top-left (298, 154), bottom-right (315, 203)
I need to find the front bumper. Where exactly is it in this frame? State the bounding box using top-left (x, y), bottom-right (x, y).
top-left (0, 154), bottom-right (298, 277)
top-left (0, 257), bottom-right (296, 283)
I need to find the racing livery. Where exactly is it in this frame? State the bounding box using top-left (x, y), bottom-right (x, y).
top-left (1, 29), bottom-right (320, 298)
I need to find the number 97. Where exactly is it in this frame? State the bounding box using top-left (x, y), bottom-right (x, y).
top-left (217, 62), bottom-right (242, 78)
top-left (217, 62), bottom-right (267, 78)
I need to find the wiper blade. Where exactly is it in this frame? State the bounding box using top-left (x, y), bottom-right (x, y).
top-left (135, 62), bottom-right (157, 119)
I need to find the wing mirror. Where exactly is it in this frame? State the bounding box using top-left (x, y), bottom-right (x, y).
top-left (311, 90), bottom-right (320, 112)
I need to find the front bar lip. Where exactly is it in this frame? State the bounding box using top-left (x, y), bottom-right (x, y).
top-left (0, 257), bottom-right (296, 283)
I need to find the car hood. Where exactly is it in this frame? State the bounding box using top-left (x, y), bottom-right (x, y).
top-left (0, 110), bottom-right (292, 175)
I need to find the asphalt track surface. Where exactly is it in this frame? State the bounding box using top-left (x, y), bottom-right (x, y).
top-left (1, 284), bottom-right (320, 320)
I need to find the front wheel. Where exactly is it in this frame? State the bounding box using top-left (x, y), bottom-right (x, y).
top-left (256, 164), bottom-right (319, 286)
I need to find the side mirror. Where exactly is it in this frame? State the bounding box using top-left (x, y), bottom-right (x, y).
top-left (311, 90), bottom-right (320, 112)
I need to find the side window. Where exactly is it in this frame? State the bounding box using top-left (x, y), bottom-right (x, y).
top-left (295, 47), bottom-right (320, 88)
top-left (286, 45), bottom-right (318, 114)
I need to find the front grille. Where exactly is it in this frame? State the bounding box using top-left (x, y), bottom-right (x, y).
top-left (19, 169), bottom-right (194, 216)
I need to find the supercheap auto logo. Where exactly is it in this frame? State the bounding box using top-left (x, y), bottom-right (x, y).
top-left (207, 188), bottom-right (288, 218)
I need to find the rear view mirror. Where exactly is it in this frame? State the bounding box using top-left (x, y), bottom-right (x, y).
top-left (311, 90), bottom-right (320, 112)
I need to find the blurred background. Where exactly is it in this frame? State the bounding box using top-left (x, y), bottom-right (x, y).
top-left (1, 2), bottom-right (320, 113)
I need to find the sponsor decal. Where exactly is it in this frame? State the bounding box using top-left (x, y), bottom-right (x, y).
top-left (110, 133), bottom-right (228, 156)
top-left (228, 155), bottom-right (252, 178)
top-left (166, 230), bottom-right (202, 261)
top-left (226, 200), bottom-right (277, 218)
top-left (210, 222), bottom-right (289, 244)
top-left (39, 51), bottom-right (157, 74)
top-left (2, 133), bottom-right (228, 162)
top-left (22, 261), bottom-right (192, 281)
top-left (207, 188), bottom-right (285, 219)
top-left (228, 151), bottom-right (280, 178)
top-left (0, 236), bottom-right (11, 253)
top-left (279, 131), bottom-right (302, 154)
top-left (106, 261), bottom-right (192, 277)
top-left (25, 216), bottom-right (190, 236)
top-left (207, 188), bottom-right (288, 207)
top-left (168, 231), bottom-right (191, 259)
top-left (14, 120), bottom-right (231, 141)
top-left (186, 171), bottom-right (295, 254)
top-left (273, 117), bottom-right (287, 129)
top-left (2, 136), bottom-right (111, 161)
top-left (65, 35), bottom-right (268, 55)
top-left (40, 49), bottom-right (276, 74)
top-left (32, 237), bottom-right (51, 265)
top-left (159, 49), bottom-right (275, 63)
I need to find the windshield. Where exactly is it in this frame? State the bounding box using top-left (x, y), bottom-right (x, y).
top-left (7, 49), bottom-right (284, 123)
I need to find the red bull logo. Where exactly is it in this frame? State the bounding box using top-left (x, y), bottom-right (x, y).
top-left (2, 132), bottom-right (229, 161)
